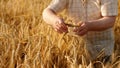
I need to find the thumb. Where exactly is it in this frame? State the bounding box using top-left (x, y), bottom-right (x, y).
top-left (76, 21), bottom-right (83, 26)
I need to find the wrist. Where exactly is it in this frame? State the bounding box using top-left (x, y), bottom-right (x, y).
top-left (85, 21), bottom-right (92, 31)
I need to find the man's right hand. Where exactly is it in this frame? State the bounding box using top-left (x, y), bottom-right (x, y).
top-left (43, 8), bottom-right (68, 33)
top-left (52, 18), bottom-right (68, 33)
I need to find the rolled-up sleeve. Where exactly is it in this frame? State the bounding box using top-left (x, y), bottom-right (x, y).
top-left (47, 0), bottom-right (67, 13)
top-left (101, 0), bottom-right (118, 16)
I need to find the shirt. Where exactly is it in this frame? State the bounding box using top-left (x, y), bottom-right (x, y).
top-left (47, 0), bottom-right (118, 60)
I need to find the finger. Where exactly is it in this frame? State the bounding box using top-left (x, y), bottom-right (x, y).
top-left (58, 20), bottom-right (68, 31)
top-left (60, 24), bottom-right (68, 32)
top-left (76, 21), bottom-right (83, 26)
top-left (78, 25), bottom-right (85, 32)
top-left (73, 26), bottom-right (84, 32)
top-left (53, 24), bottom-right (63, 33)
top-left (54, 28), bottom-right (63, 34)
top-left (56, 23), bottom-right (65, 32)
top-left (73, 23), bottom-right (85, 32)
top-left (56, 22), bottom-right (68, 32)
top-left (73, 27), bottom-right (79, 32)
top-left (76, 29), bottom-right (87, 36)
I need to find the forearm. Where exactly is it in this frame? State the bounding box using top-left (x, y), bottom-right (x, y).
top-left (42, 8), bottom-right (59, 25)
top-left (87, 16), bottom-right (116, 31)
top-left (42, 8), bottom-right (68, 33)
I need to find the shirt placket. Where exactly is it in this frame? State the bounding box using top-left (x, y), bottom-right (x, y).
top-left (81, 0), bottom-right (88, 22)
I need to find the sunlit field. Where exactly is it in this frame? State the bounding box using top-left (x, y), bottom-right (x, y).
top-left (0, 0), bottom-right (120, 68)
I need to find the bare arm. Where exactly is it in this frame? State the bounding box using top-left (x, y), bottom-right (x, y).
top-left (42, 8), bottom-right (68, 33)
top-left (87, 16), bottom-right (116, 31)
top-left (74, 16), bottom-right (116, 36)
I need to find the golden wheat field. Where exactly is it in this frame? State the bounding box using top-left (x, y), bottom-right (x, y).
top-left (0, 0), bottom-right (120, 68)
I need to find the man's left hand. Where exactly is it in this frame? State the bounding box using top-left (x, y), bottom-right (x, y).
top-left (73, 21), bottom-right (90, 36)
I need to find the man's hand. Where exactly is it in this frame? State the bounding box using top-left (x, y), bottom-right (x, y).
top-left (52, 18), bottom-right (68, 33)
top-left (73, 16), bottom-right (116, 36)
top-left (43, 8), bottom-right (68, 33)
top-left (73, 21), bottom-right (90, 36)
top-left (42, 8), bottom-right (68, 34)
